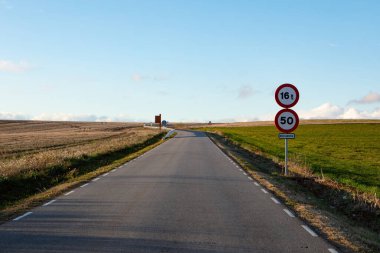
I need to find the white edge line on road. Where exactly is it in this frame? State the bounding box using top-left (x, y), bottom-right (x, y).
top-left (254, 182), bottom-right (260, 186)
top-left (301, 225), bottom-right (318, 237)
top-left (102, 173), bottom-right (109, 177)
top-left (92, 177), bottom-right (100, 182)
top-left (283, 209), bottom-right (295, 217)
top-left (64, 190), bottom-right (75, 196)
top-left (239, 168), bottom-right (243, 171)
top-left (80, 183), bottom-right (89, 188)
top-left (43, 199), bottom-right (56, 206)
top-left (271, 197), bottom-right (280, 204)
top-left (110, 169), bottom-right (117, 172)
top-left (328, 249), bottom-right (339, 253)
top-left (13, 212), bottom-right (33, 221)
top-left (243, 172), bottom-right (247, 176)
top-left (261, 188), bottom-right (268, 194)
top-left (248, 177), bottom-right (253, 181)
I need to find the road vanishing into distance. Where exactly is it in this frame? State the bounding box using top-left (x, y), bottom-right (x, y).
top-left (0, 130), bottom-right (337, 253)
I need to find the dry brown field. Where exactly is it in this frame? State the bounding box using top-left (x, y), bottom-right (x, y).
top-left (0, 120), bottom-right (159, 178)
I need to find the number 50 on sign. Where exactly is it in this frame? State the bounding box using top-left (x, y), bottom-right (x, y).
top-left (275, 109), bottom-right (299, 133)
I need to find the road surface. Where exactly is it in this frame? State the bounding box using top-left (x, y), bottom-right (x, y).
top-left (0, 130), bottom-right (337, 252)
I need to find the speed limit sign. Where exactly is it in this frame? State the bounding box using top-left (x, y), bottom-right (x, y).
top-left (274, 83), bottom-right (300, 175)
top-left (275, 83), bottom-right (299, 108)
top-left (275, 109), bottom-right (299, 133)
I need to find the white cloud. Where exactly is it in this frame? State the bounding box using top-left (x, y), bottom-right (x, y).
top-left (300, 103), bottom-right (380, 120)
top-left (237, 85), bottom-right (255, 99)
top-left (0, 60), bottom-right (31, 73)
top-left (300, 103), bottom-right (344, 119)
top-left (349, 91), bottom-right (380, 104)
top-left (0, 112), bottom-right (29, 120)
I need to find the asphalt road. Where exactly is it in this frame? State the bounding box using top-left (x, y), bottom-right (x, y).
top-left (0, 130), bottom-right (338, 253)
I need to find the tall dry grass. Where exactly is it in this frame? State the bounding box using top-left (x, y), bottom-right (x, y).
top-left (0, 121), bottom-right (158, 178)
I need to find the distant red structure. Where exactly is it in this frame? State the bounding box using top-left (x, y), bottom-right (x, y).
top-left (155, 114), bottom-right (162, 130)
top-left (155, 114), bottom-right (161, 124)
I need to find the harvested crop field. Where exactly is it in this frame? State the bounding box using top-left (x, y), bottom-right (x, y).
top-left (0, 120), bottom-right (162, 207)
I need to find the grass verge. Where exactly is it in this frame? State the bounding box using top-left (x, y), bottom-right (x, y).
top-left (0, 132), bottom-right (165, 223)
top-left (206, 131), bottom-right (380, 253)
top-left (200, 124), bottom-right (380, 196)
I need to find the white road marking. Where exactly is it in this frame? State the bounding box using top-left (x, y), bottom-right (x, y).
top-left (302, 225), bottom-right (318, 237)
top-left (64, 190), bottom-right (75, 196)
top-left (243, 172), bottom-right (247, 176)
top-left (239, 168), bottom-right (243, 171)
top-left (92, 177), bottom-right (100, 182)
top-left (283, 209), bottom-right (295, 217)
top-left (328, 249), bottom-right (339, 253)
top-left (43, 200), bottom-right (56, 206)
top-left (102, 173), bottom-right (109, 177)
top-left (271, 197), bottom-right (280, 204)
top-left (261, 188), bottom-right (268, 194)
top-left (254, 182), bottom-right (260, 186)
top-left (13, 212), bottom-right (33, 221)
top-left (110, 169), bottom-right (117, 173)
top-left (248, 177), bottom-right (253, 181)
top-left (80, 183), bottom-right (89, 188)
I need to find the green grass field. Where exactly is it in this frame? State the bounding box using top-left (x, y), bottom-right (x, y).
top-left (202, 123), bottom-right (380, 196)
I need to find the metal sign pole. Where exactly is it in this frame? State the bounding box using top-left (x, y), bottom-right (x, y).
top-left (284, 138), bottom-right (288, 176)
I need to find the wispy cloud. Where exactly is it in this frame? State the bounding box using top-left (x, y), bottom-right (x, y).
top-left (328, 42), bottom-right (338, 48)
top-left (31, 113), bottom-right (145, 122)
top-left (0, 112), bottom-right (148, 122)
top-left (237, 85), bottom-right (255, 99)
top-left (157, 90), bottom-right (169, 96)
top-left (0, 0), bottom-right (13, 10)
top-left (131, 73), bottom-right (169, 82)
top-left (0, 60), bottom-right (31, 73)
top-left (349, 91), bottom-right (380, 104)
top-left (217, 116), bottom-right (259, 123)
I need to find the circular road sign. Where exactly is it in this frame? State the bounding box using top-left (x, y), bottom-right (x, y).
top-left (275, 109), bottom-right (299, 133)
top-left (275, 83), bottom-right (299, 108)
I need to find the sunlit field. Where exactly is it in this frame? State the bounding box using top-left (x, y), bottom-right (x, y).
top-left (201, 122), bottom-right (380, 196)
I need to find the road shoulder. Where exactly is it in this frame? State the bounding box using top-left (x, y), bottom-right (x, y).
top-left (206, 131), bottom-right (379, 253)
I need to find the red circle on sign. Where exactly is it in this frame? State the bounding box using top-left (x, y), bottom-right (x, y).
top-left (275, 83), bottom-right (300, 108)
top-left (275, 109), bottom-right (299, 133)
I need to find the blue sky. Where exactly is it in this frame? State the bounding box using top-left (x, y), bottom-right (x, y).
top-left (1, 0), bottom-right (379, 122)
